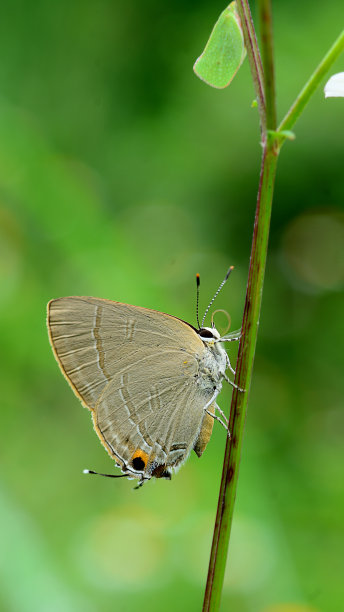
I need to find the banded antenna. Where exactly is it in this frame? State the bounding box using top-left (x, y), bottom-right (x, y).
top-left (196, 273), bottom-right (201, 329)
top-left (201, 266), bottom-right (234, 328)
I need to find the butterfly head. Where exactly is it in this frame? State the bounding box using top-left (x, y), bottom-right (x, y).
top-left (197, 326), bottom-right (221, 343)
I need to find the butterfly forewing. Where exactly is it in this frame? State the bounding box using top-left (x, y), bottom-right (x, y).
top-left (47, 297), bottom-right (202, 407)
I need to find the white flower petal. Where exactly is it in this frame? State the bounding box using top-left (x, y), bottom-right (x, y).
top-left (324, 72), bottom-right (344, 98)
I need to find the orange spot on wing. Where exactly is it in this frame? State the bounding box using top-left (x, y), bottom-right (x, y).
top-left (131, 449), bottom-right (150, 470)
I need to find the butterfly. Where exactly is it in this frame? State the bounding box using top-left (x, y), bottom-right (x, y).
top-left (47, 268), bottom-right (241, 487)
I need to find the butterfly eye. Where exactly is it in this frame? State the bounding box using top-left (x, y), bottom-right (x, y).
top-left (198, 329), bottom-right (215, 339)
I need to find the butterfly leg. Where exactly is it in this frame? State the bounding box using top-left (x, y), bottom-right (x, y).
top-left (214, 403), bottom-right (228, 425)
top-left (205, 408), bottom-right (230, 437)
top-left (220, 332), bottom-right (242, 343)
top-left (225, 352), bottom-right (236, 376)
top-left (224, 372), bottom-right (245, 392)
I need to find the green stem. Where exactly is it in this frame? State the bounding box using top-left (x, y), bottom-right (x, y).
top-left (202, 2), bottom-right (278, 610)
top-left (202, 143), bottom-right (278, 612)
top-left (259, 0), bottom-right (277, 130)
top-left (236, 0), bottom-right (266, 134)
top-left (202, 6), bottom-right (343, 612)
top-left (279, 29), bottom-right (344, 132)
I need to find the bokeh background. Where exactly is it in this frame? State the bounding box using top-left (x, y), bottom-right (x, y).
top-left (1, 1), bottom-right (343, 611)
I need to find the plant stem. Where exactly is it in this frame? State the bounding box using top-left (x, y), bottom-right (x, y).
top-left (236, 0), bottom-right (266, 134)
top-left (202, 5), bottom-right (343, 612)
top-left (259, 0), bottom-right (277, 130)
top-left (202, 142), bottom-right (278, 612)
top-left (279, 29), bottom-right (344, 132)
top-left (203, 1), bottom-right (277, 610)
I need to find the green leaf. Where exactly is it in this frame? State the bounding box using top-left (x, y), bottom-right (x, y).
top-left (193, 2), bottom-right (246, 89)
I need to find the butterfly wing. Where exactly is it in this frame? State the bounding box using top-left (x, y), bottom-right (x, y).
top-left (47, 297), bottom-right (217, 479)
top-left (47, 296), bottom-right (201, 409)
top-left (93, 347), bottom-right (217, 478)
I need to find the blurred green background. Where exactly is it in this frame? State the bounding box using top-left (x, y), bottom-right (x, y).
top-left (1, 1), bottom-right (343, 611)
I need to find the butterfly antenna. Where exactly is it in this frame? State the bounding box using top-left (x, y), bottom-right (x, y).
top-left (196, 273), bottom-right (201, 329)
top-left (83, 469), bottom-right (127, 479)
top-left (201, 266), bottom-right (234, 328)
